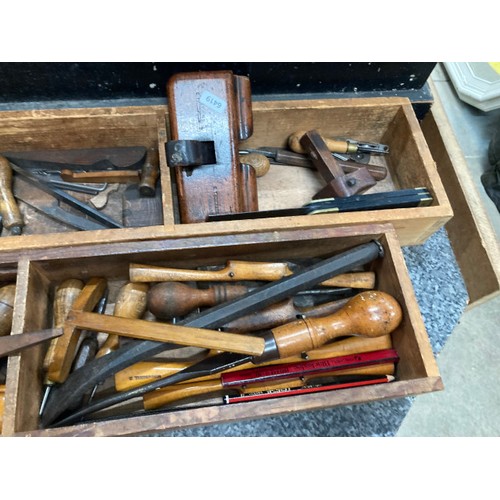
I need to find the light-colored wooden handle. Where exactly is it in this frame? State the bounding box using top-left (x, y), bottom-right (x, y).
top-left (66, 310), bottom-right (266, 356)
top-left (0, 156), bottom-right (24, 234)
top-left (239, 153), bottom-right (270, 177)
top-left (321, 272), bottom-right (375, 289)
top-left (129, 261), bottom-right (291, 283)
top-left (288, 130), bottom-right (354, 155)
top-left (0, 284), bottom-right (16, 337)
top-left (46, 277), bottom-right (107, 384)
top-left (96, 282), bottom-right (149, 358)
top-left (43, 279), bottom-right (84, 375)
top-left (142, 362), bottom-right (395, 410)
top-left (272, 291), bottom-right (402, 358)
top-left (115, 334), bottom-right (393, 392)
top-left (60, 169), bottom-right (140, 183)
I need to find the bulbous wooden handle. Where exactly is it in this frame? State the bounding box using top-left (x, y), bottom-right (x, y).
top-left (96, 282), bottom-right (149, 358)
top-left (239, 153), bottom-right (270, 177)
top-left (147, 282), bottom-right (250, 319)
top-left (0, 284), bottom-right (16, 337)
top-left (271, 291), bottom-right (402, 358)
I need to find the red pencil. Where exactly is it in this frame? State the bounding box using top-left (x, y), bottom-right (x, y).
top-left (223, 374), bottom-right (395, 404)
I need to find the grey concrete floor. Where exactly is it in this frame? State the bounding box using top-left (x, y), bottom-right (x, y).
top-left (396, 64), bottom-right (500, 437)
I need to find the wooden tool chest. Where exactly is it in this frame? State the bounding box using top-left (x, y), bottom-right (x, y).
top-left (0, 80), bottom-right (494, 437)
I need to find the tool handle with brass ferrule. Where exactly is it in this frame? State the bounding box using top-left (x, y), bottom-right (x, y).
top-left (289, 131), bottom-right (389, 156)
top-left (96, 282), bottom-right (149, 358)
top-left (43, 279), bottom-right (84, 376)
top-left (115, 334), bottom-right (393, 392)
top-left (46, 277), bottom-right (107, 384)
top-left (0, 156), bottom-right (24, 235)
top-left (269, 291), bottom-right (402, 359)
top-left (0, 284), bottom-right (16, 337)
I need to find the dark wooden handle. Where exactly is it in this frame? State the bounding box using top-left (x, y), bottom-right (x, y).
top-left (147, 282), bottom-right (250, 319)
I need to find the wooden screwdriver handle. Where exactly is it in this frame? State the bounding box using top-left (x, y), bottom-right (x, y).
top-left (0, 284), bottom-right (16, 337)
top-left (271, 291), bottom-right (402, 358)
top-left (43, 279), bottom-right (84, 375)
top-left (289, 130), bottom-right (357, 155)
top-left (0, 156), bottom-right (24, 235)
top-left (147, 282), bottom-right (251, 319)
top-left (46, 277), bottom-right (107, 384)
top-left (96, 282), bottom-right (149, 358)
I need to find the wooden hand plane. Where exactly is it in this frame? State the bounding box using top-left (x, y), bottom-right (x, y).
top-left (166, 71), bottom-right (257, 223)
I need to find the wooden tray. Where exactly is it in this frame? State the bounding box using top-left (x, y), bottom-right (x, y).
top-left (2, 223), bottom-right (442, 436)
top-left (0, 97), bottom-right (452, 259)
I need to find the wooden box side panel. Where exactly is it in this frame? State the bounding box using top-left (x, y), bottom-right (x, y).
top-left (377, 232), bottom-right (440, 380)
top-left (3, 259), bottom-right (51, 435)
top-left (422, 84), bottom-right (500, 305)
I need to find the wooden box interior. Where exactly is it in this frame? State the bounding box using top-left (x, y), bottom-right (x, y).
top-left (3, 223), bottom-right (442, 436)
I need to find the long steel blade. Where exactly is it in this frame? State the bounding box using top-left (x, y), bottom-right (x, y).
top-left (0, 329), bottom-right (63, 358)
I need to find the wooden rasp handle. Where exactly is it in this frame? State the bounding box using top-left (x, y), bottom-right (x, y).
top-left (96, 282), bottom-right (149, 358)
top-left (0, 284), bottom-right (16, 337)
top-left (115, 334), bottom-right (393, 392)
top-left (0, 156), bottom-right (24, 235)
top-left (43, 279), bottom-right (84, 376)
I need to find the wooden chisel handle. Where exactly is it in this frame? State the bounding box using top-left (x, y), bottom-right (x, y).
top-left (60, 169), bottom-right (140, 183)
top-left (131, 261), bottom-right (375, 289)
top-left (96, 282), bottom-right (149, 358)
top-left (43, 279), bottom-right (84, 376)
top-left (130, 261), bottom-right (291, 283)
top-left (115, 334), bottom-right (393, 392)
top-left (46, 277), bottom-right (107, 384)
top-left (0, 284), bottom-right (16, 337)
top-left (0, 156), bottom-right (24, 235)
top-left (289, 131), bottom-right (359, 155)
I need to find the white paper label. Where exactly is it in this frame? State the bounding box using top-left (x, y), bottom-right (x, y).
top-left (199, 90), bottom-right (227, 114)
